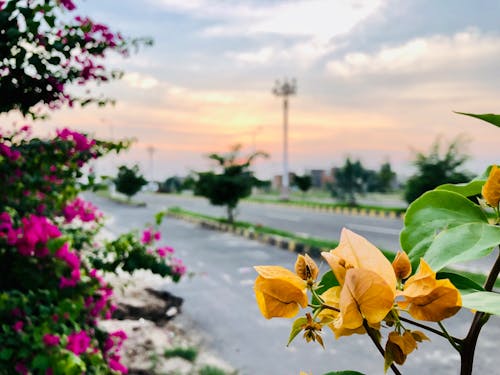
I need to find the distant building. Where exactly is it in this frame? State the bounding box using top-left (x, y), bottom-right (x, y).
top-left (272, 173), bottom-right (295, 189)
top-left (310, 169), bottom-right (325, 188)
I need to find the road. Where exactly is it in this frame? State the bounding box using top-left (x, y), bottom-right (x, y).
top-left (91, 194), bottom-right (499, 375)
top-left (137, 192), bottom-right (403, 251)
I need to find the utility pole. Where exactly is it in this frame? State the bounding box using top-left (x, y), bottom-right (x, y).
top-left (147, 145), bottom-right (155, 182)
top-left (272, 78), bottom-right (296, 200)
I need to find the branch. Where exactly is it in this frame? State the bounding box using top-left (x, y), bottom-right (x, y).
top-left (362, 320), bottom-right (402, 375)
top-left (398, 316), bottom-right (462, 345)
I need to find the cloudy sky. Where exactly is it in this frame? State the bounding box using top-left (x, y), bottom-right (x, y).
top-left (19, 0), bottom-right (500, 180)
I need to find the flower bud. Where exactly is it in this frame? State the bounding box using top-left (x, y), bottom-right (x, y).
top-left (392, 251), bottom-right (412, 280)
top-left (482, 165), bottom-right (500, 208)
top-left (295, 254), bottom-right (319, 281)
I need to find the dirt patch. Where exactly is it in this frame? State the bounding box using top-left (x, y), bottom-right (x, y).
top-left (100, 271), bottom-right (234, 375)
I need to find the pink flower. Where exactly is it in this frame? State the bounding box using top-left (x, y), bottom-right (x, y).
top-left (14, 362), bottom-right (27, 375)
top-left (66, 331), bottom-right (90, 355)
top-left (156, 246), bottom-right (174, 258)
top-left (43, 334), bottom-right (60, 347)
top-left (60, 0), bottom-right (76, 11)
top-left (108, 356), bottom-right (128, 373)
top-left (63, 197), bottom-right (102, 223)
top-left (13, 321), bottom-right (23, 332)
top-left (141, 228), bottom-right (160, 244)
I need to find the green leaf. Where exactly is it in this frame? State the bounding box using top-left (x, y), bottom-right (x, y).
top-left (424, 223), bottom-right (500, 271)
top-left (32, 354), bottom-right (50, 369)
top-left (455, 112), bottom-right (500, 128)
top-left (287, 317), bottom-right (307, 346)
top-left (155, 211), bottom-right (165, 225)
top-left (0, 348), bottom-right (13, 360)
top-left (401, 190), bottom-right (488, 270)
top-left (322, 371), bottom-right (367, 375)
top-left (312, 270), bottom-right (339, 306)
top-left (437, 271), bottom-right (484, 294)
top-left (47, 237), bottom-right (69, 254)
top-left (436, 180), bottom-right (485, 198)
top-left (462, 292), bottom-right (500, 315)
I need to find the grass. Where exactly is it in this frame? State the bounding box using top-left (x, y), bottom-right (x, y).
top-left (164, 346), bottom-right (198, 362)
top-left (167, 206), bottom-right (500, 289)
top-left (246, 196), bottom-right (406, 214)
top-left (198, 365), bottom-right (235, 375)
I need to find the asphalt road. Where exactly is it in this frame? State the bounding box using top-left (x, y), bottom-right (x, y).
top-left (90, 194), bottom-right (499, 375)
top-left (137, 192), bottom-right (404, 251)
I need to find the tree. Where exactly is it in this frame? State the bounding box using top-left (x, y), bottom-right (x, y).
top-left (404, 137), bottom-right (473, 203)
top-left (158, 176), bottom-right (182, 193)
top-left (331, 158), bottom-right (365, 205)
top-left (194, 145), bottom-right (268, 223)
top-left (293, 174), bottom-right (312, 197)
top-left (114, 165), bottom-right (147, 201)
top-left (377, 161), bottom-right (397, 193)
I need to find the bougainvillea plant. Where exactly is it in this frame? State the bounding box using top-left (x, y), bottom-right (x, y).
top-left (1, 1), bottom-right (183, 374)
top-left (254, 113), bottom-right (500, 375)
top-left (0, 126), bottom-right (185, 374)
top-left (0, 0), bottom-right (151, 118)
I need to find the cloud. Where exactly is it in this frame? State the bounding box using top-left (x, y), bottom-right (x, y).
top-left (326, 29), bottom-right (500, 78)
top-left (123, 72), bottom-right (160, 89)
top-left (150, 0), bottom-right (385, 66)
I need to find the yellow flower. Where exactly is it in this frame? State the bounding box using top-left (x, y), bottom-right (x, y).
top-left (399, 259), bottom-right (462, 321)
top-left (321, 229), bottom-right (396, 333)
top-left (392, 251), bottom-right (412, 281)
top-left (254, 265), bottom-right (308, 319)
top-left (322, 228), bottom-right (397, 289)
top-left (318, 287), bottom-right (366, 338)
top-left (295, 254), bottom-right (319, 282)
top-left (482, 165), bottom-right (500, 208)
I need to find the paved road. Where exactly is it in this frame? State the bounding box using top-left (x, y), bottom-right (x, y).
top-left (91, 194), bottom-right (499, 375)
top-left (137, 192), bottom-right (403, 251)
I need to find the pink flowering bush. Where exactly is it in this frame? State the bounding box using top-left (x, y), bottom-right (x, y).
top-left (0, 1), bottom-right (182, 374)
top-left (0, 125), bottom-right (186, 374)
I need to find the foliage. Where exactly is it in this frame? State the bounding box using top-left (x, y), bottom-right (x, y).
top-left (252, 113), bottom-right (500, 375)
top-left (293, 174), bottom-right (312, 195)
top-left (377, 162), bottom-right (397, 193)
top-left (404, 137), bottom-right (473, 203)
top-left (0, 2), bottom-right (184, 374)
top-left (0, 0), bottom-right (151, 118)
top-left (331, 158), bottom-right (365, 205)
top-left (194, 144), bottom-right (268, 222)
top-left (0, 127), bottom-right (185, 374)
top-left (163, 346), bottom-right (198, 362)
top-left (114, 164), bottom-right (148, 200)
top-left (158, 176), bottom-right (183, 193)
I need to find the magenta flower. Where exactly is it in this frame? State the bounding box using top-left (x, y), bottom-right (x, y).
top-left (156, 246), bottom-right (174, 258)
top-left (13, 321), bottom-right (23, 332)
top-left (66, 331), bottom-right (91, 355)
top-left (14, 362), bottom-right (27, 375)
top-left (43, 334), bottom-right (60, 347)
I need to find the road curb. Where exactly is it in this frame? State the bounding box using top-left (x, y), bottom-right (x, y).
top-left (167, 212), bottom-right (327, 257)
top-left (246, 200), bottom-right (405, 219)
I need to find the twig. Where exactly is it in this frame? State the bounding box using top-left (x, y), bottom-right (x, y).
top-left (362, 320), bottom-right (402, 375)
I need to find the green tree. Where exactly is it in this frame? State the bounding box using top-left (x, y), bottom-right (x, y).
top-left (377, 162), bottom-right (397, 193)
top-left (293, 174), bottom-right (312, 197)
top-left (194, 145), bottom-right (268, 223)
top-left (331, 158), bottom-right (365, 205)
top-left (159, 176), bottom-right (182, 193)
top-left (404, 137), bottom-right (473, 203)
top-left (114, 165), bottom-right (147, 201)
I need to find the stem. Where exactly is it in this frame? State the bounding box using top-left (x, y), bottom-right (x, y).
top-left (362, 320), bottom-right (402, 375)
top-left (460, 248), bottom-right (500, 375)
top-left (438, 321), bottom-right (461, 352)
top-left (398, 316), bottom-right (455, 341)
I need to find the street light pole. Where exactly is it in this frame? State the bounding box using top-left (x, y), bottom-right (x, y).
top-left (273, 78), bottom-right (296, 200)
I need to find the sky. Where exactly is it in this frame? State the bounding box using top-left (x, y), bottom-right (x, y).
top-left (6, 0), bottom-right (500, 181)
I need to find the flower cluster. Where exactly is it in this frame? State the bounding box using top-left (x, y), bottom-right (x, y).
top-left (254, 229), bottom-right (462, 371)
top-left (63, 197), bottom-right (103, 223)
